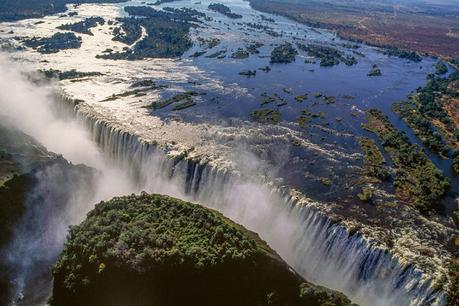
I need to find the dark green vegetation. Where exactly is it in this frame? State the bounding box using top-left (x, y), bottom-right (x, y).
top-left (260, 92), bottom-right (288, 107)
top-left (382, 48), bottom-right (422, 62)
top-left (251, 108), bottom-right (281, 124)
top-left (367, 65), bottom-right (382, 77)
top-left (40, 69), bottom-right (103, 81)
top-left (153, 0), bottom-right (181, 5)
top-left (358, 138), bottom-right (389, 180)
top-left (259, 66), bottom-right (271, 72)
top-left (453, 151), bottom-right (459, 174)
top-left (97, 7), bottom-right (201, 60)
top-left (208, 3), bottom-right (242, 19)
top-left (0, 0), bottom-right (125, 22)
top-left (172, 100), bottom-right (197, 111)
top-left (393, 101), bottom-right (449, 156)
top-left (102, 82), bottom-right (168, 102)
top-left (247, 42), bottom-right (264, 54)
top-left (297, 43), bottom-right (357, 67)
top-left (190, 51), bottom-right (207, 58)
top-left (393, 70), bottom-right (459, 172)
top-left (51, 194), bottom-right (354, 306)
top-left (297, 110), bottom-right (312, 127)
top-left (435, 61), bottom-right (449, 75)
top-left (197, 37), bottom-right (221, 49)
top-left (239, 70), bottom-right (257, 77)
top-left (205, 50), bottom-right (226, 58)
top-left (295, 93), bottom-right (308, 102)
top-left (23, 32), bottom-right (81, 54)
top-left (145, 91), bottom-right (200, 111)
top-left (270, 43), bottom-right (297, 64)
top-left (357, 187), bottom-right (373, 203)
top-left (363, 109), bottom-right (449, 212)
top-left (231, 48), bottom-right (250, 59)
top-left (57, 17), bottom-right (105, 36)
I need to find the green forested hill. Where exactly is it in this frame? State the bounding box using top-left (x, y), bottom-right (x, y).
top-left (51, 193), bottom-right (355, 306)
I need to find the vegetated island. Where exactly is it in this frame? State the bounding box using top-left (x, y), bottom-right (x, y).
top-left (22, 32), bottom-right (82, 54)
top-left (270, 43), bottom-right (298, 64)
top-left (393, 69), bottom-right (459, 173)
top-left (362, 109), bottom-right (449, 213)
top-left (51, 193), bottom-right (355, 306)
top-left (208, 3), bottom-right (242, 19)
top-left (97, 6), bottom-right (205, 60)
top-left (297, 43), bottom-right (357, 67)
top-left (57, 17), bottom-right (105, 36)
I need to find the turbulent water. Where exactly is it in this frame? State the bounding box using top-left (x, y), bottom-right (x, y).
top-left (79, 113), bottom-right (447, 306)
top-left (0, 0), bottom-right (456, 305)
top-left (0, 55), bottom-right (445, 306)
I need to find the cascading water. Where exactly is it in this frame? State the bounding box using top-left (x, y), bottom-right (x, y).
top-left (73, 107), bottom-right (447, 306)
top-left (0, 53), bottom-right (447, 306)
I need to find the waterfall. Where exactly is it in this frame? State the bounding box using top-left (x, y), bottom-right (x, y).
top-left (70, 101), bottom-right (447, 306)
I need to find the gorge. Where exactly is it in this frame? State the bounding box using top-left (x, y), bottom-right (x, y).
top-left (0, 1), bottom-right (457, 305)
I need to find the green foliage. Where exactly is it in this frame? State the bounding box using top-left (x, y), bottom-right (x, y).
top-left (231, 48), bottom-right (249, 59)
top-left (363, 109), bottom-right (449, 212)
top-left (145, 91), bottom-right (199, 110)
top-left (51, 194), bottom-right (353, 306)
top-left (395, 70), bottom-right (459, 169)
top-left (270, 43), bottom-right (298, 64)
top-left (453, 151), bottom-right (459, 174)
top-left (382, 48), bottom-right (422, 62)
top-left (172, 100), bottom-right (197, 111)
top-left (359, 138), bottom-right (389, 180)
top-left (54, 194), bottom-right (260, 290)
top-left (435, 61), bottom-right (448, 75)
top-left (239, 70), bottom-right (257, 77)
top-left (357, 187), bottom-right (373, 202)
top-left (23, 32), bottom-right (82, 54)
top-left (393, 101), bottom-right (449, 156)
top-left (57, 17), bottom-right (105, 36)
top-left (97, 7), bottom-right (198, 60)
top-left (299, 283), bottom-right (358, 306)
top-left (251, 108), bottom-right (281, 124)
top-left (297, 43), bottom-right (357, 67)
top-left (40, 69), bottom-right (103, 80)
top-left (208, 3), bottom-right (242, 19)
top-left (367, 64), bottom-right (382, 77)
top-left (416, 71), bottom-right (459, 129)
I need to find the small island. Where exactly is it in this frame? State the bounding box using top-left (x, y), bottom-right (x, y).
top-left (367, 64), bottom-right (382, 76)
top-left (270, 43), bottom-right (298, 64)
top-left (208, 3), bottom-right (243, 19)
top-left (57, 17), bottom-right (105, 36)
top-left (23, 32), bottom-right (82, 54)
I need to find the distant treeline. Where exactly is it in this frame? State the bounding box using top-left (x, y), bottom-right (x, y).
top-left (0, 0), bottom-right (125, 22)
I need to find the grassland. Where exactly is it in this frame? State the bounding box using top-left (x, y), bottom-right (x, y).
top-left (249, 0), bottom-right (459, 59)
